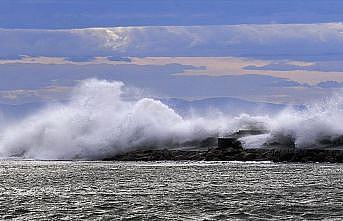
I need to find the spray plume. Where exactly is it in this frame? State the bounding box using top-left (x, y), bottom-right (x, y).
top-left (0, 79), bottom-right (342, 160)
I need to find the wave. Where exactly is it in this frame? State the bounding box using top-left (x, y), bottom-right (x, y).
top-left (241, 94), bottom-right (343, 149)
top-left (0, 79), bottom-right (255, 159)
top-left (0, 79), bottom-right (342, 160)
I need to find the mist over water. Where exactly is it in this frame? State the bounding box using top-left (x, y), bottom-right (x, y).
top-left (0, 79), bottom-right (342, 160)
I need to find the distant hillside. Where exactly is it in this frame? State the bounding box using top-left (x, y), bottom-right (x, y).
top-left (160, 97), bottom-right (294, 116)
top-left (0, 97), bottom-right (297, 120)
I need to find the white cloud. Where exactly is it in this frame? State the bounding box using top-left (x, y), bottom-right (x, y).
top-left (2, 23), bottom-right (343, 59)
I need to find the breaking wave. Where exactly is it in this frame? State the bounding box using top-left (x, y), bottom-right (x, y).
top-left (0, 79), bottom-right (342, 160)
top-left (240, 94), bottom-right (343, 149)
top-left (0, 79), bottom-right (256, 159)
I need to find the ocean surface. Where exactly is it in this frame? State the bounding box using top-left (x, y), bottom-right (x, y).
top-left (0, 161), bottom-right (343, 220)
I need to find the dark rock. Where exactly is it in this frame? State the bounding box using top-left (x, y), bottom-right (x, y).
top-left (103, 136), bottom-right (343, 163)
top-left (217, 137), bottom-right (242, 150)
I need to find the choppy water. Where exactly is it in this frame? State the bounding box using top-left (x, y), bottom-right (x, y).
top-left (0, 161), bottom-right (343, 220)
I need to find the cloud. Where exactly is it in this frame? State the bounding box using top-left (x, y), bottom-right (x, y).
top-left (1, 56), bottom-right (343, 84)
top-left (245, 60), bottom-right (343, 72)
top-left (316, 81), bottom-right (343, 88)
top-left (2, 23), bottom-right (343, 60)
top-left (0, 63), bottom-right (202, 90)
top-left (0, 62), bottom-right (333, 105)
top-left (0, 86), bottom-right (71, 103)
top-left (127, 57), bottom-right (343, 85)
top-left (1, 23), bottom-right (343, 104)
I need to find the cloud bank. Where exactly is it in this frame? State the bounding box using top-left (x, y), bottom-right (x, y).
top-left (2, 23), bottom-right (343, 60)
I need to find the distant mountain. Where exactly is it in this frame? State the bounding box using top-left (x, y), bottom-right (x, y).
top-left (0, 97), bottom-right (297, 120)
top-left (160, 97), bottom-right (295, 117)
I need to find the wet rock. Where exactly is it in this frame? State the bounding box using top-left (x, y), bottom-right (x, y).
top-left (217, 137), bottom-right (242, 150)
top-left (104, 136), bottom-right (343, 163)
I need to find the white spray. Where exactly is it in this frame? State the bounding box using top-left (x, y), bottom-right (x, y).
top-left (0, 79), bottom-right (342, 160)
top-left (0, 79), bottom-right (261, 159)
top-left (240, 93), bottom-right (343, 149)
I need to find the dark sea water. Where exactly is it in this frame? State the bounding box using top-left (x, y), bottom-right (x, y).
top-left (0, 161), bottom-right (343, 220)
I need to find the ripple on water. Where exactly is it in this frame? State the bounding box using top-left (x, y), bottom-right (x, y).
top-left (0, 160), bottom-right (343, 220)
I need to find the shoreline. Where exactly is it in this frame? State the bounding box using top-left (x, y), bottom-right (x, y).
top-left (105, 137), bottom-right (343, 163)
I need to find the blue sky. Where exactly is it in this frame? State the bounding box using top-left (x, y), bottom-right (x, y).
top-left (2, 0), bottom-right (343, 28)
top-left (1, 1), bottom-right (343, 105)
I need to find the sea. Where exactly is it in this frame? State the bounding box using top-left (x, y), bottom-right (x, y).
top-left (0, 160), bottom-right (342, 220)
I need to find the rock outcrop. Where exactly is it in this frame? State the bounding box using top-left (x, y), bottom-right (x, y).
top-left (105, 135), bottom-right (343, 163)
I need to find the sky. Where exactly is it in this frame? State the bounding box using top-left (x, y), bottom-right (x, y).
top-left (1, 0), bottom-right (343, 105)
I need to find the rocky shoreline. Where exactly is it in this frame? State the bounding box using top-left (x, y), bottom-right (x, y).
top-left (104, 137), bottom-right (343, 163)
